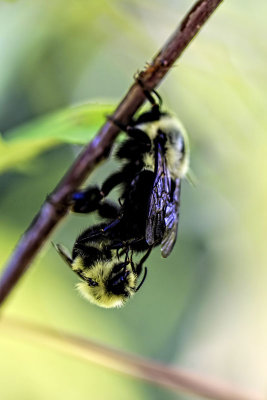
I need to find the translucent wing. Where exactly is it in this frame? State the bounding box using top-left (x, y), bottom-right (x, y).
top-left (145, 145), bottom-right (168, 247)
top-left (145, 142), bottom-right (181, 258)
top-left (161, 178), bottom-right (181, 258)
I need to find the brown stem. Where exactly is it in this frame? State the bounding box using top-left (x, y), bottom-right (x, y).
top-left (0, 0), bottom-right (224, 305)
top-left (1, 318), bottom-right (263, 400)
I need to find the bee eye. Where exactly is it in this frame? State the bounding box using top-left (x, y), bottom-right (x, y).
top-left (88, 278), bottom-right (98, 287)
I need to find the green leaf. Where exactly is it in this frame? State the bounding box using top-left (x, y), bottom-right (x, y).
top-left (0, 102), bottom-right (115, 173)
top-left (6, 102), bottom-right (115, 145)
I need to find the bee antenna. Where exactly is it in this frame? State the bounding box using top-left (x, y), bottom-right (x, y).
top-left (135, 267), bottom-right (148, 292)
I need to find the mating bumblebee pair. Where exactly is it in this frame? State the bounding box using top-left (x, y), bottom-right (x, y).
top-left (55, 89), bottom-right (189, 308)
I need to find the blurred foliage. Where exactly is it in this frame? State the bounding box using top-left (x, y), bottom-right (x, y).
top-left (0, 0), bottom-right (267, 399)
top-left (5, 103), bottom-right (114, 144)
top-left (0, 103), bottom-right (114, 172)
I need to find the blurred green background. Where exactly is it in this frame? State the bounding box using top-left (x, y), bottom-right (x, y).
top-left (0, 0), bottom-right (267, 399)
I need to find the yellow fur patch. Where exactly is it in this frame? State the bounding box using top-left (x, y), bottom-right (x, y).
top-left (137, 114), bottom-right (189, 179)
top-left (74, 259), bottom-right (137, 308)
top-left (72, 255), bottom-right (85, 271)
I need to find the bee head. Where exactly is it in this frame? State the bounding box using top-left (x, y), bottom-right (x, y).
top-left (55, 242), bottom-right (139, 308)
top-left (75, 258), bottom-right (138, 308)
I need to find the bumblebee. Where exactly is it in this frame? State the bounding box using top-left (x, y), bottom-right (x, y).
top-left (56, 90), bottom-right (189, 308)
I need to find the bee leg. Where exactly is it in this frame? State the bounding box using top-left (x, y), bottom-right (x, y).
top-left (72, 171), bottom-right (125, 215)
top-left (134, 76), bottom-right (162, 109)
top-left (135, 267), bottom-right (148, 292)
top-left (124, 246), bottom-right (131, 264)
top-left (101, 171), bottom-right (127, 197)
top-left (148, 89), bottom-right (162, 109)
top-left (129, 250), bottom-right (136, 273)
top-left (110, 242), bottom-right (128, 260)
top-left (102, 217), bottom-right (121, 233)
top-left (134, 247), bottom-right (152, 292)
top-left (135, 247), bottom-right (152, 276)
top-left (72, 186), bottom-right (103, 213)
top-left (109, 240), bottom-right (125, 250)
top-left (98, 200), bottom-right (120, 220)
top-left (143, 88), bottom-right (162, 110)
top-left (132, 80), bottom-right (163, 124)
top-left (107, 114), bottom-right (151, 144)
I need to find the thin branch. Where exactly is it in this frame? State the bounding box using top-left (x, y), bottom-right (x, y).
top-left (1, 318), bottom-right (263, 400)
top-left (0, 0), bottom-right (224, 305)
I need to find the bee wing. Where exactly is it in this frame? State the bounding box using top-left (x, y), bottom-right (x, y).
top-left (160, 178), bottom-right (181, 258)
top-left (145, 139), bottom-right (181, 258)
top-left (145, 144), bottom-right (172, 247)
